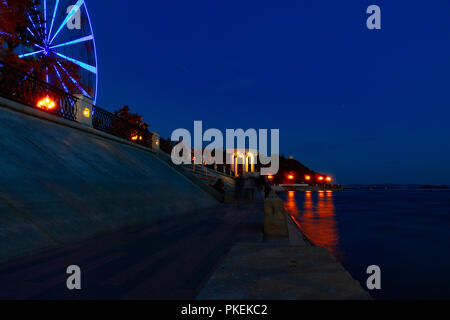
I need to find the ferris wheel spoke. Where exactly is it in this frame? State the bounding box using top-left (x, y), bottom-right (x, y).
top-left (27, 13), bottom-right (39, 35)
top-left (50, 35), bottom-right (93, 49)
top-left (48, 0), bottom-right (60, 41)
top-left (55, 52), bottom-right (97, 74)
top-left (0, 31), bottom-right (12, 38)
top-left (49, 0), bottom-right (85, 45)
top-left (26, 27), bottom-right (37, 39)
top-left (43, 0), bottom-right (47, 40)
top-left (53, 64), bottom-right (69, 93)
top-left (33, 0), bottom-right (44, 30)
top-left (18, 50), bottom-right (44, 58)
top-left (56, 61), bottom-right (92, 98)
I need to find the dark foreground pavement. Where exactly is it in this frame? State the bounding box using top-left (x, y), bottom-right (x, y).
top-left (0, 202), bottom-right (263, 300)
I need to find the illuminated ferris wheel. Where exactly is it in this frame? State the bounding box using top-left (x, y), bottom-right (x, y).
top-left (16, 0), bottom-right (98, 104)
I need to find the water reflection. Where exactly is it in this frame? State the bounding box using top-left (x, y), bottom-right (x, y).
top-left (285, 191), bottom-right (340, 257)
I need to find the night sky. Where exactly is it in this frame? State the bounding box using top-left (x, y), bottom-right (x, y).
top-left (88, 0), bottom-right (450, 185)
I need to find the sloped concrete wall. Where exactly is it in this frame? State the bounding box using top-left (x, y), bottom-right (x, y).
top-left (0, 102), bottom-right (218, 263)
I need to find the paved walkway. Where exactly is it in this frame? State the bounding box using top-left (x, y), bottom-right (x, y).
top-left (0, 202), bottom-right (264, 300)
top-left (198, 243), bottom-right (372, 300)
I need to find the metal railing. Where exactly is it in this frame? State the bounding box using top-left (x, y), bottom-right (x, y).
top-left (0, 61), bottom-right (78, 121)
top-left (92, 105), bottom-right (151, 146)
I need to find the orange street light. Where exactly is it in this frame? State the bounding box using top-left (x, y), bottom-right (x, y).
top-left (326, 176), bottom-right (332, 182)
top-left (37, 96), bottom-right (56, 110)
top-left (288, 175), bottom-right (294, 180)
top-left (268, 175), bottom-right (274, 180)
top-left (318, 176), bottom-right (324, 181)
top-left (131, 135), bottom-right (143, 141)
top-left (305, 175), bottom-right (311, 181)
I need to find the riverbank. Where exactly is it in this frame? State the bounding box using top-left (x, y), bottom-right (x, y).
top-left (274, 185), bottom-right (343, 192)
top-left (280, 189), bottom-right (450, 299)
top-left (197, 193), bottom-right (371, 300)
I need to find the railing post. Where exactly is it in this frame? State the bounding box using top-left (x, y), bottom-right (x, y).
top-left (264, 195), bottom-right (289, 238)
top-left (151, 132), bottom-right (160, 150)
top-left (74, 94), bottom-right (93, 127)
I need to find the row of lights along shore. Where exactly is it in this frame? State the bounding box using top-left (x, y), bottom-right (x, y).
top-left (268, 174), bottom-right (333, 183)
top-left (34, 98), bottom-right (335, 180)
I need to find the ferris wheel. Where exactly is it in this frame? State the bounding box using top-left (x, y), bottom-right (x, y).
top-left (16, 0), bottom-right (98, 104)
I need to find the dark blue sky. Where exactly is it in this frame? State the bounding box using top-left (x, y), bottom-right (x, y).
top-left (88, 0), bottom-right (450, 185)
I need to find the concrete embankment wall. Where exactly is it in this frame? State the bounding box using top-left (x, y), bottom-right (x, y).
top-left (0, 99), bottom-right (218, 264)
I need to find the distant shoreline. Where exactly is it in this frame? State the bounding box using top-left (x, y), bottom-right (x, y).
top-left (343, 184), bottom-right (449, 190)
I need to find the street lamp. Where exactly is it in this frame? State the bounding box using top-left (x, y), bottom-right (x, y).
top-left (37, 96), bottom-right (56, 110)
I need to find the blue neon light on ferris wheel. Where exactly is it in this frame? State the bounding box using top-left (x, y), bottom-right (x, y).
top-left (50, 35), bottom-right (93, 49)
top-left (13, 0), bottom-right (99, 104)
top-left (49, 0), bottom-right (84, 45)
top-left (53, 64), bottom-right (69, 93)
top-left (48, 0), bottom-right (60, 39)
top-left (56, 60), bottom-right (92, 98)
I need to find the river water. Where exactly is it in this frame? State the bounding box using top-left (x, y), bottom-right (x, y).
top-left (279, 189), bottom-right (450, 299)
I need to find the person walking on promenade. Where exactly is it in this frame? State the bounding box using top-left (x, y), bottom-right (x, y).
top-left (263, 176), bottom-right (272, 199)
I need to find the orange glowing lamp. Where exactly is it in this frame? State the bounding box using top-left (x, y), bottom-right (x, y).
top-left (318, 176), bottom-right (324, 181)
top-left (326, 176), bottom-right (332, 182)
top-left (288, 175), bottom-right (294, 180)
top-left (37, 97), bottom-right (56, 110)
top-left (305, 175), bottom-right (311, 181)
top-left (131, 134), bottom-right (143, 141)
top-left (268, 175), bottom-right (274, 180)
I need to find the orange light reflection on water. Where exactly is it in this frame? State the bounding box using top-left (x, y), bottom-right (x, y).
top-left (285, 191), bottom-right (340, 257)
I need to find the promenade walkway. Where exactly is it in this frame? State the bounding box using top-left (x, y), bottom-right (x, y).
top-left (0, 187), bottom-right (371, 301)
top-left (0, 202), bottom-right (264, 300)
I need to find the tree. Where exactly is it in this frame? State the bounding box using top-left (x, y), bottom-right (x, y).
top-left (0, 0), bottom-right (42, 72)
top-left (115, 106), bottom-right (150, 130)
top-left (114, 105), bottom-right (151, 144)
